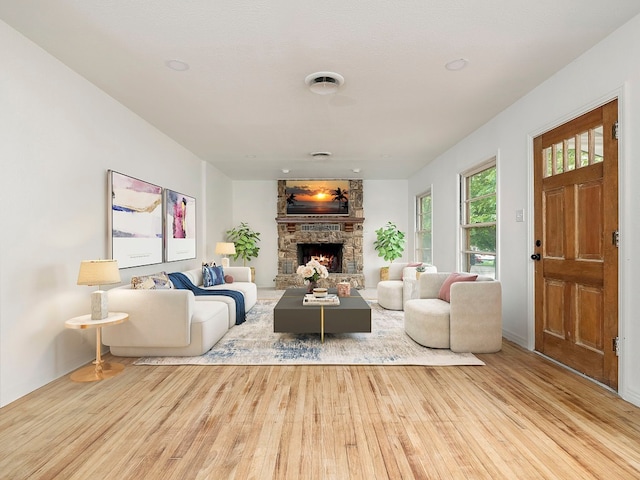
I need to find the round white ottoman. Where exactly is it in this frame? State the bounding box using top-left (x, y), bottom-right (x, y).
top-left (377, 281), bottom-right (403, 310)
top-left (404, 299), bottom-right (450, 348)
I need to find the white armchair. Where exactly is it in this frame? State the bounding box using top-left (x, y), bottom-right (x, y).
top-left (404, 272), bottom-right (502, 353)
top-left (377, 263), bottom-right (437, 310)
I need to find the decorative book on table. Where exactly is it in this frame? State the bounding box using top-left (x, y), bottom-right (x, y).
top-left (303, 294), bottom-right (340, 306)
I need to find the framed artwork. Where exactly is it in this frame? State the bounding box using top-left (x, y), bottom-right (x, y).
top-left (164, 189), bottom-right (196, 262)
top-left (108, 170), bottom-right (164, 268)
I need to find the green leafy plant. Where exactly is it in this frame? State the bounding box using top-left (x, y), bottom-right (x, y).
top-left (226, 222), bottom-right (261, 266)
top-left (373, 221), bottom-right (405, 263)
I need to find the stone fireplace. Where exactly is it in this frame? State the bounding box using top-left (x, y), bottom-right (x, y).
top-left (275, 180), bottom-right (365, 289)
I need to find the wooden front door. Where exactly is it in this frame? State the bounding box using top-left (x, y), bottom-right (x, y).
top-left (533, 99), bottom-right (618, 390)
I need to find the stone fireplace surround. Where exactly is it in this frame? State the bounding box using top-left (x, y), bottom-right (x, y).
top-left (275, 180), bottom-right (365, 289)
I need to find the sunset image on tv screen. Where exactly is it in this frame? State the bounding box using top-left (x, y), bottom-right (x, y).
top-left (285, 180), bottom-right (349, 215)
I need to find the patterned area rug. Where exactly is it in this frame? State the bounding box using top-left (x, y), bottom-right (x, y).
top-left (134, 299), bottom-right (484, 366)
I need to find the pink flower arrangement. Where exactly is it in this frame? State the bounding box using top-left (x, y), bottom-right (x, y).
top-left (297, 259), bottom-right (329, 284)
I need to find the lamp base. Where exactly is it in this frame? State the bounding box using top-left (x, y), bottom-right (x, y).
top-left (90, 290), bottom-right (108, 320)
top-left (221, 257), bottom-right (230, 268)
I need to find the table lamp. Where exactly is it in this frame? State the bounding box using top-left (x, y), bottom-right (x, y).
top-left (215, 242), bottom-right (236, 268)
top-left (77, 259), bottom-right (121, 320)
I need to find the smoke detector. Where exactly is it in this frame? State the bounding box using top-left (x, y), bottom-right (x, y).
top-left (310, 151), bottom-right (332, 159)
top-left (305, 72), bottom-right (344, 95)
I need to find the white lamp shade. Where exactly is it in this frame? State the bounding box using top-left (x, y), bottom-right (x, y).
top-left (215, 242), bottom-right (236, 256)
top-left (77, 260), bottom-right (121, 286)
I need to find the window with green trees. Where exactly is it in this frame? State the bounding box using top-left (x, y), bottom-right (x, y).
top-left (461, 160), bottom-right (496, 278)
top-left (415, 190), bottom-right (432, 264)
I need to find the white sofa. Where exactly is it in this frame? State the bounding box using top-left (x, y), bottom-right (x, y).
top-left (182, 267), bottom-right (257, 325)
top-left (377, 263), bottom-right (437, 310)
top-left (404, 272), bottom-right (502, 353)
top-left (103, 266), bottom-right (257, 357)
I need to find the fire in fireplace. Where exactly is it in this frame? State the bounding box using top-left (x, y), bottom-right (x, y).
top-left (297, 243), bottom-right (343, 273)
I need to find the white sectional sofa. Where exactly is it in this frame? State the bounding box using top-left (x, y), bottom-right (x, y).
top-left (103, 266), bottom-right (257, 357)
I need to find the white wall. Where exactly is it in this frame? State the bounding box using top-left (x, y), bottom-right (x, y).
top-left (0, 21), bottom-right (231, 406)
top-left (204, 162), bottom-right (234, 260)
top-left (408, 14), bottom-right (640, 406)
top-left (231, 179), bottom-right (409, 288)
top-left (230, 181), bottom-right (279, 287)
top-left (363, 180), bottom-right (410, 287)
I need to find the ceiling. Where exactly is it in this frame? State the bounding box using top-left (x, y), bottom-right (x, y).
top-left (2, 1), bottom-right (639, 180)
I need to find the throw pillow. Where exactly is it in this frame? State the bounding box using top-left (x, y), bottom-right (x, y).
top-left (224, 275), bottom-right (234, 284)
top-left (203, 265), bottom-right (226, 287)
top-left (131, 272), bottom-right (173, 290)
top-left (438, 273), bottom-right (478, 302)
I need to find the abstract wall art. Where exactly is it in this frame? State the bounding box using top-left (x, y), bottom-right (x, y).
top-left (108, 170), bottom-right (163, 268)
top-left (164, 189), bottom-right (196, 262)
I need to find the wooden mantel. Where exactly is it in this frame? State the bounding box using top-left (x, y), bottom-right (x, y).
top-left (275, 217), bottom-right (365, 224)
top-left (276, 216), bottom-right (364, 233)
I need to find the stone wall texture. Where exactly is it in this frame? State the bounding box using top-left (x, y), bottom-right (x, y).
top-left (275, 180), bottom-right (365, 289)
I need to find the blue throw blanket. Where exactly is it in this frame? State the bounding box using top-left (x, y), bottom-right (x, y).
top-left (168, 272), bottom-right (246, 325)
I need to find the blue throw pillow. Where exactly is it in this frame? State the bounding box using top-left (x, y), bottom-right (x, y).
top-left (203, 265), bottom-right (226, 287)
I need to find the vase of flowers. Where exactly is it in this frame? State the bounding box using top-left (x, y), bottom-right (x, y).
top-left (297, 259), bottom-right (329, 293)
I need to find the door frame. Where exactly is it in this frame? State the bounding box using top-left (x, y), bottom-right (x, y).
top-left (526, 89), bottom-right (628, 393)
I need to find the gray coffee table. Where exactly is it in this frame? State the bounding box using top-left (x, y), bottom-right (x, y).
top-left (273, 288), bottom-right (371, 342)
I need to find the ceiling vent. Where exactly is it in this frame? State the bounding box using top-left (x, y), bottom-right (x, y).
top-left (310, 151), bottom-right (332, 159)
top-left (305, 72), bottom-right (344, 95)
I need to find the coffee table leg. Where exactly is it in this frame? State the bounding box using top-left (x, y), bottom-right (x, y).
top-left (320, 305), bottom-right (324, 343)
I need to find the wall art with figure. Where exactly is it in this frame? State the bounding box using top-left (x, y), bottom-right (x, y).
top-left (164, 189), bottom-right (196, 262)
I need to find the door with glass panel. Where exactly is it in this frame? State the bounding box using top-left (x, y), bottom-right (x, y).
top-left (532, 99), bottom-right (618, 390)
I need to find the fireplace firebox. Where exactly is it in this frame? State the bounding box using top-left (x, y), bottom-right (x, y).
top-left (297, 243), bottom-right (343, 273)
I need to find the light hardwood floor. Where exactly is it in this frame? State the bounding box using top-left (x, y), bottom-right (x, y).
top-left (2, 341), bottom-right (640, 479)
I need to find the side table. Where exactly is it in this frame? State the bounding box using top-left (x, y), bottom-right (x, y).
top-left (65, 312), bottom-right (128, 382)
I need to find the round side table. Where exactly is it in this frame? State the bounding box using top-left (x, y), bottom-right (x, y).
top-left (65, 312), bottom-right (128, 382)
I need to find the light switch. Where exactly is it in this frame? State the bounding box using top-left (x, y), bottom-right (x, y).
top-left (515, 209), bottom-right (525, 222)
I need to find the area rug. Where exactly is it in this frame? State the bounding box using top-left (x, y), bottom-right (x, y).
top-left (134, 299), bottom-right (484, 366)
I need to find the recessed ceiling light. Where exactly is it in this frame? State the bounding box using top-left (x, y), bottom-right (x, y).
top-left (352, 168), bottom-right (361, 173)
top-left (165, 59), bottom-right (190, 71)
top-left (445, 58), bottom-right (469, 71)
top-left (305, 72), bottom-right (344, 95)
top-left (281, 169), bottom-right (290, 174)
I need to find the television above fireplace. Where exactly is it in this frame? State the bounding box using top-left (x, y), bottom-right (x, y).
top-left (285, 180), bottom-right (350, 216)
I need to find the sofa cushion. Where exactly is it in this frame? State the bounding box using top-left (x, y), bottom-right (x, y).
top-left (131, 271), bottom-right (173, 290)
top-left (438, 273), bottom-right (478, 302)
top-left (203, 265), bottom-right (225, 287)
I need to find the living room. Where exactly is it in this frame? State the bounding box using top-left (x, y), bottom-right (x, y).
top-left (2, 0), bottom-right (640, 408)
top-left (2, 3), bottom-right (640, 476)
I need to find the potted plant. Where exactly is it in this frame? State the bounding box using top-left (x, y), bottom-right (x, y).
top-left (373, 221), bottom-right (406, 280)
top-left (226, 222), bottom-right (261, 281)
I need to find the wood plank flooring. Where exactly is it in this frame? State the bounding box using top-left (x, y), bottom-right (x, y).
top-left (1, 340), bottom-right (640, 479)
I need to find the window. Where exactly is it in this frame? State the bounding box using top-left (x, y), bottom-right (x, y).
top-left (415, 190), bottom-right (432, 264)
top-left (461, 160), bottom-right (496, 278)
top-left (543, 125), bottom-right (603, 177)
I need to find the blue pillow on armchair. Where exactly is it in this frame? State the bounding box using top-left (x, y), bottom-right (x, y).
top-left (203, 264), bottom-right (226, 287)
